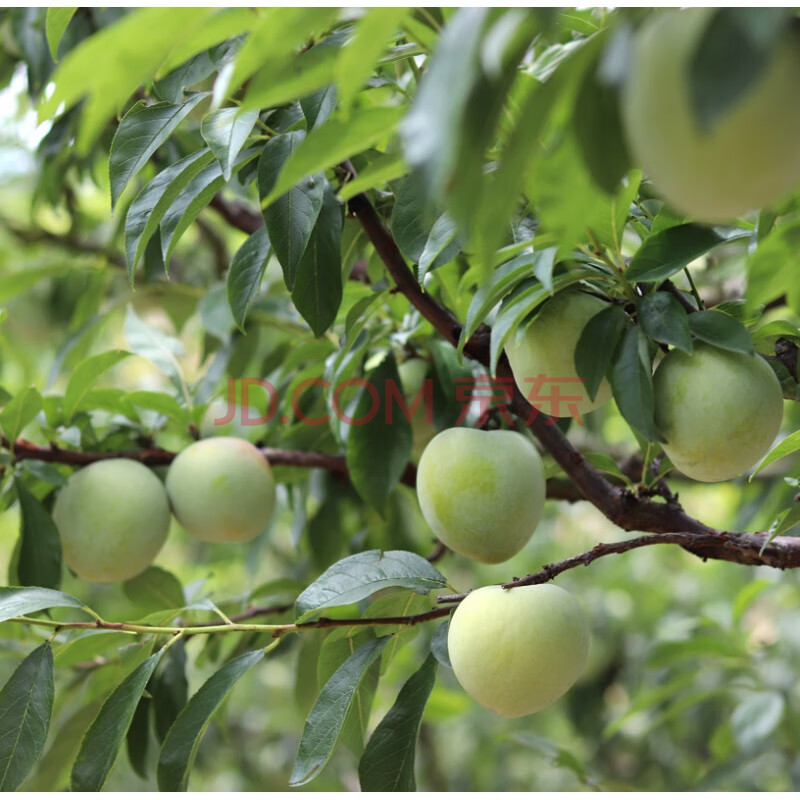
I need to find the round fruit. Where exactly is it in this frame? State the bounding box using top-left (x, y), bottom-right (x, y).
top-left (397, 358), bottom-right (438, 461)
top-left (200, 400), bottom-right (263, 442)
top-left (505, 290), bottom-right (612, 419)
top-left (416, 428), bottom-right (546, 563)
top-left (448, 584), bottom-right (590, 717)
top-left (166, 437), bottom-right (276, 542)
top-left (653, 343), bottom-right (783, 482)
top-left (622, 8), bottom-right (800, 222)
top-left (52, 459), bottom-right (171, 583)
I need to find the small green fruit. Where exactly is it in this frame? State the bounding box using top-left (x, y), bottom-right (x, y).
top-left (53, 459), bottom-right (171, 583)
top-left (448, 584), bottom-right (590, 717)
top-left (653, 343), bottom-right (783, 482)
top-left (166, 437), bottom-right (276, 542)
top-left (505, 290), bottom-right (612, 419)
top-left (416, 428), bottom-right (546, 563)
top-left (622, 8), bottom-right (800, 222)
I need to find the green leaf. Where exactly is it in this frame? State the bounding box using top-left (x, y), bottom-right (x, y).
top-left (0, 644), bottom-right (54, 791)
top-left (610, 326), bottom-right (660, 442)
top-left (300, 85), bottom-right (338, 130)
top-left (0, 587), bottom-right (84, 625)
top-left (15, 480), bottom-right (62, 590)
top-left (627, 223), bottom-right (749, 282)
top-left (574, 304), bottom-right (629, 401)
top-left (126, 696), bottom-right (151, 780)
top-left (258, 131), bottom-right (325, 287)
top-left (110, 95), bottom-right (210, 208)
top-left (751, 429), bottom-right (800, 479)
top-left (227, 228), bottom-right (271, 331)
top-left (291, 182), bottom-right (344, 337)
top-left (127, 391), bottom-right (190, 425)
top-left (290, 637), bottom-right (390, 787)
top-left (260, 107), bottom-right (404, 209)
top-left (430, 620), bottom-right (451, 668)
top-left (123, 567), bottom-right (185, 616)
top-left (336, 8), bottom-right (408, 108)
top-left (153, 641), bottom-right (188, 742)
top-left (71, 651), bottom-right (164, 792)
top-left (0, 263), bottom-right (78, 305)
top-left (63, 349), bottom-right (131, 422)
top-left (688, 310), bottom-right (754, 354)
top-left (358, 654), bottom-right (437, 791)
top-left (637, 293), bottom-right (693, 353)
top-left (201, 107), bottom-right (260, 181)
top-left (45, 8), bottom-right (76, 61)
top-left (0, 386), bottom-right (43, 442)
top-left (345, 354), bottom-right (412, 513)
top-left (730, 691), bottom-right (785, 750)
top-left (125, 148), bottom-right (216, 278)
top-left (337, 153), bottom-right (406, 202)
top-left (157, 650), bottom-right (265, 791)
top-left (689, 9), bottom-right (790, 131)
top-left (295, 550), bottom-right (446, 622)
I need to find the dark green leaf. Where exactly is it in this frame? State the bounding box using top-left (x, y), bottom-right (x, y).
top-left (430, 620), bottom-right (451, 668)
top-left (295, 550), bottom-right (446, 622)
top-left (300, 85), bottom-right (337, 129)
top-left (154, 641), bottom-right (188, 742)
top-left (126, 696), bottom-right (151, 780)
top-left (63, 350), bottom-right (131, 422)
top-left (71, 651), bottom-right (164, 791)
top-left (157, 650), bottom-right (265, 791)
top-left (627, 223), bottom-right (748, 282)
top-left (689, 9), bottom-right (790, 131)
top-left (15, 480), bottom-right (62, 590)
top-left (290, 637), bottom-right (390, 787)
top-left (345, 354), bottom-right (412, 513)
top-left (0, 386), bottom-right (43, 442)
top-left (575, 304), bottom-right (629, 401)
top-left (110, 95), bottom-right (209, 207)
top-left (227, 228), bottom-right (271, 331)
top-left (610, 326), bottom-right (660, 441)
top-left (0, 587), bottom-right (84, 624)
top-left (0, 644), bottom-right (54, 791)
top-left (688, 310), bottom-right (754, 354)
top-left (637, 293), bottom-right (693, 353)
top-left (153, 52), bottom-right (217, 104)
top-left (258, 131), bottom-right (325, 286)
top-left (123, 567), bottom-right (185, 617)
top-left (200, 107), bottom-right (260, 181)
top-left (291, 183), bottom-right (344, 337)
top-left (358, 654), bottom-right (437, 791)
top-left (45, 8), bottom-right (76, 61)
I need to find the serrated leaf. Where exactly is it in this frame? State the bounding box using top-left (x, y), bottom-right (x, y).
top-left (688, 310), bottom-right (754, 354)
top-left (227, 228), bottom-right (271, 331)
top-left (345, 354), bottom-right (412, 513)
top-left (574, 304), bottom-right (629, 401)
top-left (157, 650), bottom-right (265, 791)
top-left (0, 587), bottom-right (83, 624)
top-left (0, 644), bottom-right (54, 791)
top-left (358, 654), bottom-right (437, 791)
top-left (63, 350), bottom-right (131, 422)
top-left (610, 326), bottom-right (660, 442)
top-left (290, 637), bottom-right (389, 787)
top-left (627, 224), bottom-right (749, 282)
top-left (637, 293), bottom-right (693, 353)
top-left (258, 131), bottom-right (325, 287)
top-left (201, 107), bottom-right (260, 181)
top-left (123, 567), bottom-right (185, 616)
top-left (15, 480), bottom-right (62, 590)
top-left (71, 651), bottom-right (164, 791)
top-left (110, 95), bottom-right (209, 208)
top-left (291, 183), bottom-right (343, 337)
top-left (295, 550), bottom-right (446, 622)
top-left (0, 387), bottom-right (42, 442)
top-left (44, 7), bottom-right (76, 61)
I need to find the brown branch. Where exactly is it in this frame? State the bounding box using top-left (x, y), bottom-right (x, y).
top-left (209, 194), bottom-right (263, 235)
top-left (195, 217), bottom-right (229, 278)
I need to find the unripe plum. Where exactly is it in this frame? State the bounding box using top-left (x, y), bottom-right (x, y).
top-left (52, 459), bottom-right (171, 583)
top-left (166, 437), bottom-right (276, 542)
top-left (653, 343), bottom-right (783, 482)
top-left (448, 584), bottom-right (590, 717)
top-left (505, 290), bottom-right (612, 419)
top-left (622, 8), bottom-right (800, 222)
top-left (416, 428), bottom-right (546, 564)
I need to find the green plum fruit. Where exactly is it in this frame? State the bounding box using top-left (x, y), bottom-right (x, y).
top-left (52, 459), bottom-right (171, 583)
top-left (166, 437), bottom-right (276, 542)
top-left (416, 428), bottom-right (546, 563)
top-left (622, 8), bottom-right (800, 222)
top-left (200, 400), bottom-right (264, 442)
top-left (397, 357), bottom-right (438, 461)
top-left (653, 343), bottom-right (783, 482)
top-left (448, 584), bottom-right (590, 717)
top-left (505, 290), bottom-right (612, 419)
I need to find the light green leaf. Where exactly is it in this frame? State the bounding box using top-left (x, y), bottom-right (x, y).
top-left (337, 153), bottom-right (406, 202)
top-left (201, 107), bottom-right (260, 181)
top-left (123, 567), bottom-right (185, 616)
top-left (0, 587), bottom-right (84, 625)
top-left (751, 429), bottom-right (800, 479)
top-left (44, 8), bottom-right (76, 61)
top-left (63, 350), bottom-right (131, 422)
top-left (0, 387), bottom-right (43, 442)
